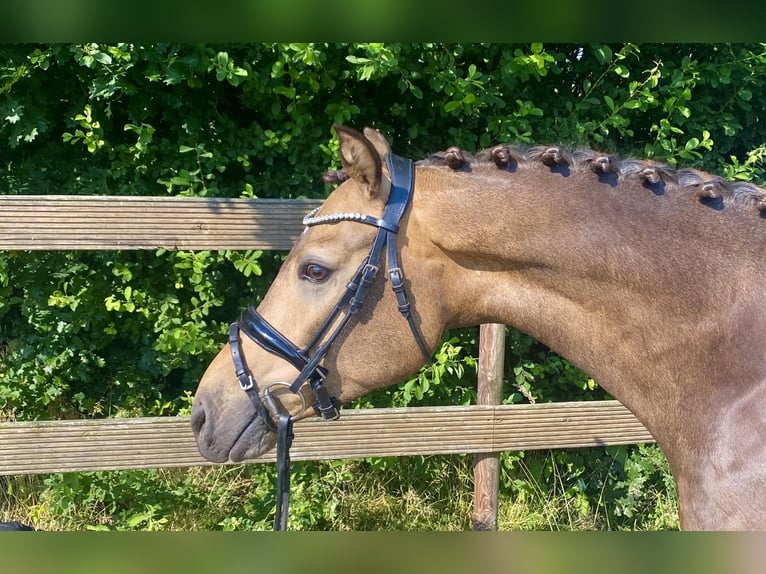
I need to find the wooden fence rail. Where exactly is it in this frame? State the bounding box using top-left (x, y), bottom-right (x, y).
top-left (0, 402), bottom-right (653, 475)
top-left (0, 195), bottom-right (322, 251)
top-left (0, 195), bottom-right (655, 529)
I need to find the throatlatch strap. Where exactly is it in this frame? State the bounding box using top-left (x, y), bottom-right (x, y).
top-left (385, 229), bottom-right (431, 362)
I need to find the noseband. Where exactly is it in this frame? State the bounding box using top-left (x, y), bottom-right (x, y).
top-left (227, 152), bottom-right (429, 530)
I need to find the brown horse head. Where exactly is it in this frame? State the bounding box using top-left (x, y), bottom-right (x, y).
top-left (191, 126), bottom-right (447, 462)
top-left (193, 125), bottom-right (766, 529)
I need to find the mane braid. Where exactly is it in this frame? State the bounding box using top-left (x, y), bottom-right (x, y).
top-left (322, 141), bottom-right (766, 216)
top-left (417, 142), bottom-right (766, 215)
top-left (323, 169), bottom-right (350, 184)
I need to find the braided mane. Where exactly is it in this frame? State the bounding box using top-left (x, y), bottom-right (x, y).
top-left (324, 144), bottom-right (766, 216)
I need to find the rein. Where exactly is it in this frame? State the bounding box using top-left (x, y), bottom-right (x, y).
top-left (228, 152), bottom-right (428, 530)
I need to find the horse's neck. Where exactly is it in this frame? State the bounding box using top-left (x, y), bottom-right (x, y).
top-left (415, 166), bottom-right (766, 429)
top-left (412, 165), bottom-right (766, 529)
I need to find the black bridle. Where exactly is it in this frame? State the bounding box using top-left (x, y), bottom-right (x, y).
top-left (227, 152), bottom-right (430, 530)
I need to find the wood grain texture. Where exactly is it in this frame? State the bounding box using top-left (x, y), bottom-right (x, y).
top-left (0, 401), bottom-right (654, 475)
top-left (0, 195), bottom-right (322, 250)
top-left (473, 324), bottom-right (506, 530)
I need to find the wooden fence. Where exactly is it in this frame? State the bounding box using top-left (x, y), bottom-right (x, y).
top-left (0, 195), bottom-right (655, 530)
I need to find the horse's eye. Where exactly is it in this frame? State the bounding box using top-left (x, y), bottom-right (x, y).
top-left (302, 263), bottom-right (330, 283)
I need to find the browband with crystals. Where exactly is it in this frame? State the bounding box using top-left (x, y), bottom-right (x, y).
top-left (302, 207), bottom-right (399, 233)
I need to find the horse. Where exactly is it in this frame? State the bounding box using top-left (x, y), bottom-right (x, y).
top-left (191, 124), bottom-right (766, 530)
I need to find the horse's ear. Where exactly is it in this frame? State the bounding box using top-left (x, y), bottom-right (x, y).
top-left (334, 124), bottom-right (382, 198)
top-left (362, 126), bottom-right (392, 159)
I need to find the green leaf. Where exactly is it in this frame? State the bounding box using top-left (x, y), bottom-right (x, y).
top-left (126, 513), bottom-right (148, 528)
top-left (93, 52), bottom-right (112, 65)
top-left (594, 45), bottom-right (613, 65)
top-left (444, 100), bottom-right (461, 112)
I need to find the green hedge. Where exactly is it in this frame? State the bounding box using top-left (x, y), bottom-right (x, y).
top-left (5, 42), bottom-right (766, 419)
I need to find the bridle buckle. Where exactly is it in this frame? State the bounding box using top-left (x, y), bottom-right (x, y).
top-left (239, 373), bottom-right (255, 392)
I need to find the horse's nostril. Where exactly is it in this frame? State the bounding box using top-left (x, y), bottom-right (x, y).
top-left (190, 400), bottom-right (206, 434)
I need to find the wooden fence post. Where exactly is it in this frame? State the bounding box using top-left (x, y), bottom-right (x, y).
top-left (472, 323), bottom-right (505, 530)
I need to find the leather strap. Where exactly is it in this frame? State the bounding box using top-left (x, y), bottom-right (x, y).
top-left (228, 322), bottom-right (277, 432)
top-left (274, 413), bottom-right (294, 531)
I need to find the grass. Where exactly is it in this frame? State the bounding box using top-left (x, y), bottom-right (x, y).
top-left (0, 446), bottom-right (679, 531)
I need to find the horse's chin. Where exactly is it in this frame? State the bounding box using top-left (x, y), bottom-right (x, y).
top-left (227, 423), bottom-right (277, 462)
top-left (191, 402), bottom-right (277, 463)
